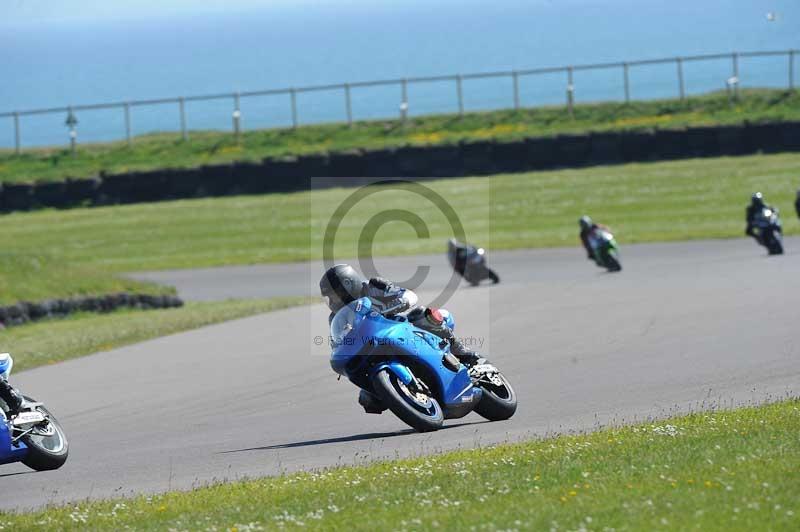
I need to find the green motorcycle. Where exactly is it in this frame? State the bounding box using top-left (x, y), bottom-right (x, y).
top-left (588, 229), bottom-right (622, 272)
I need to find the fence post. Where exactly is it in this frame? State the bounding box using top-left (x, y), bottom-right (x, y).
top-left (13, 112), bottom-right (20, 155)
top-left (512, 71), bottom-right (520, 110)
top-left (456, 75), bottom-right (464, 116)
top-left (232, 92), bottom-right (242, 142)
top-left (124, 103), bottom-right (131, 147)
top-left (290, 89), bottom-right (298, 129)
top-left (732, 52), bottom-right (740, 98)
top-left (400, 78), bottom-right (408, 122)
top-left (179, 97), bottom-right (188, 141)
top-left (65, 106), bottom-right (78, 156)
top-left (790, 50), bottom-right (795, 90)
top-left (344, 83), bottom-right (353, 127)
top-left (676, 57), bottom-right (685, 101)
top-left (566, 67), bottom-right (574, 118)
top-left (623, 62), bottom-right (630, 103)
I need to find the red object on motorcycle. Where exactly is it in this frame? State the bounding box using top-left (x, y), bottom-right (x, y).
top-left (425, 308), bottom-right (444, 325)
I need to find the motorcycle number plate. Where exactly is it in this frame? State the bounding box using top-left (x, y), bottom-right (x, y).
top-left (12, 411), bottom-right (45, 426)
top-left (472, 363), bottom-right (499, 374)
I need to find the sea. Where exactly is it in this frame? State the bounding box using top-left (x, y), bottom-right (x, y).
top-left (1, 0), bottom-right (798, 148)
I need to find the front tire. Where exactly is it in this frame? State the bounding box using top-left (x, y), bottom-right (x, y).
top-left (768, 232), bottom-right (784, 255)
top-left (372, 369), bottom-right (443, 432)
top-left (474, 372), bottom-right (517, 421)
top-left (603, 248), bottom-right (622, 272)
top-left (19, 399), bottom-right (69, 471)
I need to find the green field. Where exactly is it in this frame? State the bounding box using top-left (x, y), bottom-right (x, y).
top-left (1, 89), bottom-right (798, 183)
top-left (0, 152), bottom-right (798, 304)
top-left (2, 399), bottom-right (796, 530)
top-left (0, 297), bottom-right (309, 372)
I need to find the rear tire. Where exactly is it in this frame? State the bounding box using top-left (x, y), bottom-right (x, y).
top-left (474, 372), bottom-right (517, 421)
top-left (372, 369), bottom-right (443, 432)
top-left (19, 398), bottom-right (69, 471)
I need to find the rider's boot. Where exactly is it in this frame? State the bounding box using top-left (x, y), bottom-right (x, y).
top-left (449, 336), bottom-right (483, 367)
top-left (358, 390), bottom-right (386, 414)
top-left (0, 378), bottom-right (24, 416)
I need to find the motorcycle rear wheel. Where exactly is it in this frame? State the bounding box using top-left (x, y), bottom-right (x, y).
top-left (372, 369), bottom-right (443, 432)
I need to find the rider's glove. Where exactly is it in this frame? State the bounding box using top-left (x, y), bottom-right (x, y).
top-left (366, 277), bottom-right (393, 297)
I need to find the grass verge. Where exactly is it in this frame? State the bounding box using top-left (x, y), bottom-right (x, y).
top-left (0, 152), bottom-right (798, 304)
top-left (1, 89), bottom-right (798, 183)
top-left (0, 297), bottom-right (309, 372)
top-left (1, 399), bottom-right (797, 530)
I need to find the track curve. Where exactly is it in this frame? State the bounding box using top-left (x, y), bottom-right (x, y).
top-left (3, 237), bottom-right (799, 511)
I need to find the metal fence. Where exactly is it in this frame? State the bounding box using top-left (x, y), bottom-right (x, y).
top-left (2, 49), bottom-right (797, 153)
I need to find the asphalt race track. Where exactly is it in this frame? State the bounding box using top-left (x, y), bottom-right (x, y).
top-left (3, 237), bottom-right (799, 511)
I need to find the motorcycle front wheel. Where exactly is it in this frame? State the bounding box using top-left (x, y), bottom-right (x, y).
top-left (372, 369), bottom-right (443, 432)
top-left (769, 232), bottom-right (784, 255)
top-left (603, 248), bottom-right (622, 272)
top-left (474, 371), bottom-right (517, 421)
top-left (20, 398), bottom-right (69, 471)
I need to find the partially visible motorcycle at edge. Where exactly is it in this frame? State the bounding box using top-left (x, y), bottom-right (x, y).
top-left (0, 353), bottom-right (69, 471)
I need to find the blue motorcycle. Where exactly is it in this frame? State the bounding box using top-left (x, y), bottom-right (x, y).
top-left (329, 298), bottom-right (517, 432)
top-left (1, 353), bottom-right (69, 471)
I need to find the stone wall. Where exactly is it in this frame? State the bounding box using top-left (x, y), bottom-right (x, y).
top-left (2, 121), bottom-right (798, 213)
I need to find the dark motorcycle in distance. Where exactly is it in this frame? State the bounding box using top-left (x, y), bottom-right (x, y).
top-left (448, 239), bottom-right (500, 286)
top-left (753, 206), bottom-right (784, 255)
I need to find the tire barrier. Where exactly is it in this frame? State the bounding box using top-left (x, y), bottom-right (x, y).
top-left (0, 293), bottom-right (184, 328)
top-left (1, 121), bottom-right (798, 213)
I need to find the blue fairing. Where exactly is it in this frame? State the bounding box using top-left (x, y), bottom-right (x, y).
top-left (330, 298), bottom-right (481, 417)
top-left (0, 420), bottom-right (28, 465)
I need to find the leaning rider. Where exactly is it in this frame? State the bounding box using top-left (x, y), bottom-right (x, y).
top-left (745, 192), bottom-right (778, 243)
top-left (319, 265), bottom-right (481, 412)
top-left (578, 215), bottom-right (609, 262)
top-left (0, 353), bottom-right (24, 416)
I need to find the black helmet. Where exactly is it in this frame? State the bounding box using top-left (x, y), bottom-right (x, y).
top-left (579, 215), bottom-right (593, 231)
top-left (751, 192), bottom-right (764, 207)
top-left (319, 264), bottom-right (366, 313)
